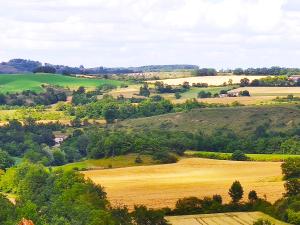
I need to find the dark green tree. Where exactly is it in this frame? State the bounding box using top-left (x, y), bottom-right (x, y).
top-left (228, 181), bottom-right (244, 203)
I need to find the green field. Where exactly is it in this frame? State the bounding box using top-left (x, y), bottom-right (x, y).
top-left (0, 73), bottom-right (126, 93)
top-left (186, 151), bottom-right (300, 162)
top-left (55, 154), bottom-right (156, 171)
top-left (0, 108), bottom-right (72, 122)
top-left (118, 105), bottom-right (300, 135)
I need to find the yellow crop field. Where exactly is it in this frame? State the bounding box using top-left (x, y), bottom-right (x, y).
top-left (232, 87), bottom-right (300, 96)
top-left (83, 158), bottom-right (284, 209)
top-left (166, 212), bottom-right (289, 225)
top-left (148, 75), bottom-right (267, 86)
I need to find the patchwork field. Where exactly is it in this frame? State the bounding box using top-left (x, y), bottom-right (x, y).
top-left (166, 212), bottom-right (289, 225)
top-left (83, 158), bottom-right (284, 209)
top-left (0, 73), bottom-right (125, 93)
top-left (148, 75), bottom-right (267, 86)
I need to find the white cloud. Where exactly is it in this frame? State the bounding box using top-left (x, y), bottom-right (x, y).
top-left (0, 0), bottom-right (299, 68)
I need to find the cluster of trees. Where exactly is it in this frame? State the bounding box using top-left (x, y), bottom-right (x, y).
top-left (153, 81), bottom-right (190, 94)
top-left (0, 87), bottom-right (67, 106)
top-left (0, 162), bottom-right (168, 225)
top-left (194, 126), bottom-right (300, 155)
top-left (59, 128), bottom-right (192, 164)
top-left (233, 67), bottom-right (300, 76)
top-left (192, 68), bottom-right (217, 76)
top-left (33, 66), bottom-right (56, 74)
top-left (68, 95), bottom-right (174, 123)
top-left (170, 181), bottom-right (272, 216)
top-left (0, 59), bottom-right (42, 73)
top-left (0, 119), bottom-right (66, 168)
top-left (240, 76), bottom-right (300, 87)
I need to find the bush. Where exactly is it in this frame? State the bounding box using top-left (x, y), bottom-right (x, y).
top-left (135, 155), bottom-right (143, 164)
top-left (231, 151), bottom-right (248, 161)
top-left (174, 92), bottom-right (182, 99)
top-left (253, 219), bottom-right (274, 225)
top-left (248, 190), bottom-right (258, 202)
top-left (152, 151), bottom-right (178, 164)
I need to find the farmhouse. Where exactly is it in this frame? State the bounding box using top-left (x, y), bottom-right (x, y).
top-left (54, 135), bottom-right (68, 147)
top-left (219, 91), bottom-right (240, 98)
top-left (289, 75), bottom-right (300, 82)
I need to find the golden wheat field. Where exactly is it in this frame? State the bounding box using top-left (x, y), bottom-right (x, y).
top-left (83, 158), bottom-right (284, 209)
top-left (232, 87), bottom-right (300, 96)
top-left (166, 212), bottom-right (289, 225)
top-left (148, 75), bottom-right (267, 86)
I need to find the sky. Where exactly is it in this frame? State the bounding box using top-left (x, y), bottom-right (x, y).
top-left (0, 0), bottom-right (300, 68)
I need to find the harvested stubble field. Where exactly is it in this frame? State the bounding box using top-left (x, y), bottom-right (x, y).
top-left (232, 87), bottom-right (300, 96)
top-left (148, 75), bottom-right (267, 86)
top-left (83, 158), bottom-right (284, 209)
top-left (166, 212), bottom-right (288, 225)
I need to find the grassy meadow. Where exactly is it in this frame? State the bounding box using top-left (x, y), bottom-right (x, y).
top-left (186, 151), bottom-right (300, 162)
top-left (0, 73), bottom-right (126, 93)
top-left (119, 105), bottom-right (300, 135)
top-left (56, 154), bottom-right (156, 171)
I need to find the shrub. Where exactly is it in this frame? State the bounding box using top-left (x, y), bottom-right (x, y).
top-left (248, 190), bottom-right (258, 202)
top-left (231, 151), bottom-right (248, 161)
top-left (152, 151), bottom-right (178, 164)
top-left (135, 155), bottom-right (143, 164)
top-left (253, 219), bottom-right (274, 225)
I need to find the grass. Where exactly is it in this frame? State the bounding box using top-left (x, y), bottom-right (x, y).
top-left (166, 212), bottom-right (289, 225)
top-left (0, 108), bottom-right (72, 122)
top-left (186, 151), bottom-right (300, 162)
top-left (0, 73), bottom-right (127, 93)
top-left (119, 105), bottom-right (300, 136)
top-left (83, 158), bottom-right (284, 209)
top-left (55, 154), bottom-right (156, 171)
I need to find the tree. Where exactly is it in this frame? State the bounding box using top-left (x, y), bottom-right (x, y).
top-left (139, 84), bottom-right (150, 97)
top-left (240, 78), bottom-right (250, 87)
top-left (0, 150), bottom-right (14, 170)
top-left (198, 91), bottom-right (212, 98)
top-left (231, 150), bottom-right (248, 161)
top-left (174, 92), bottom-right (181, 99)
top-left (103, 104), bottom-right (119, 123)
top-left (284, 179), bottom-right (300, 196)
top-left (228, 181), bottom-right (244, 203)
top-left (132, 205), bottom-right (168, 225)
top-left (248, 190), bottom-right (258, 202)
top-left (240, 90), bottom-right (250, 96)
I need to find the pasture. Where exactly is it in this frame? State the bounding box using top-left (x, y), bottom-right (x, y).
top-left (186, 151), bottom-right (300, 162)
top-left (83, 158), bottom-right (284, 209)
top-left (148, 75), bottom-right (267, 86)
top-left (56, 154), bottom-right (156, 171)
top-left (166, 212), bottom-right (288, 225)
top-left (119, 105), bottom-right (300, 135)
top-left (0, 73), bottom-right (125, 93)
